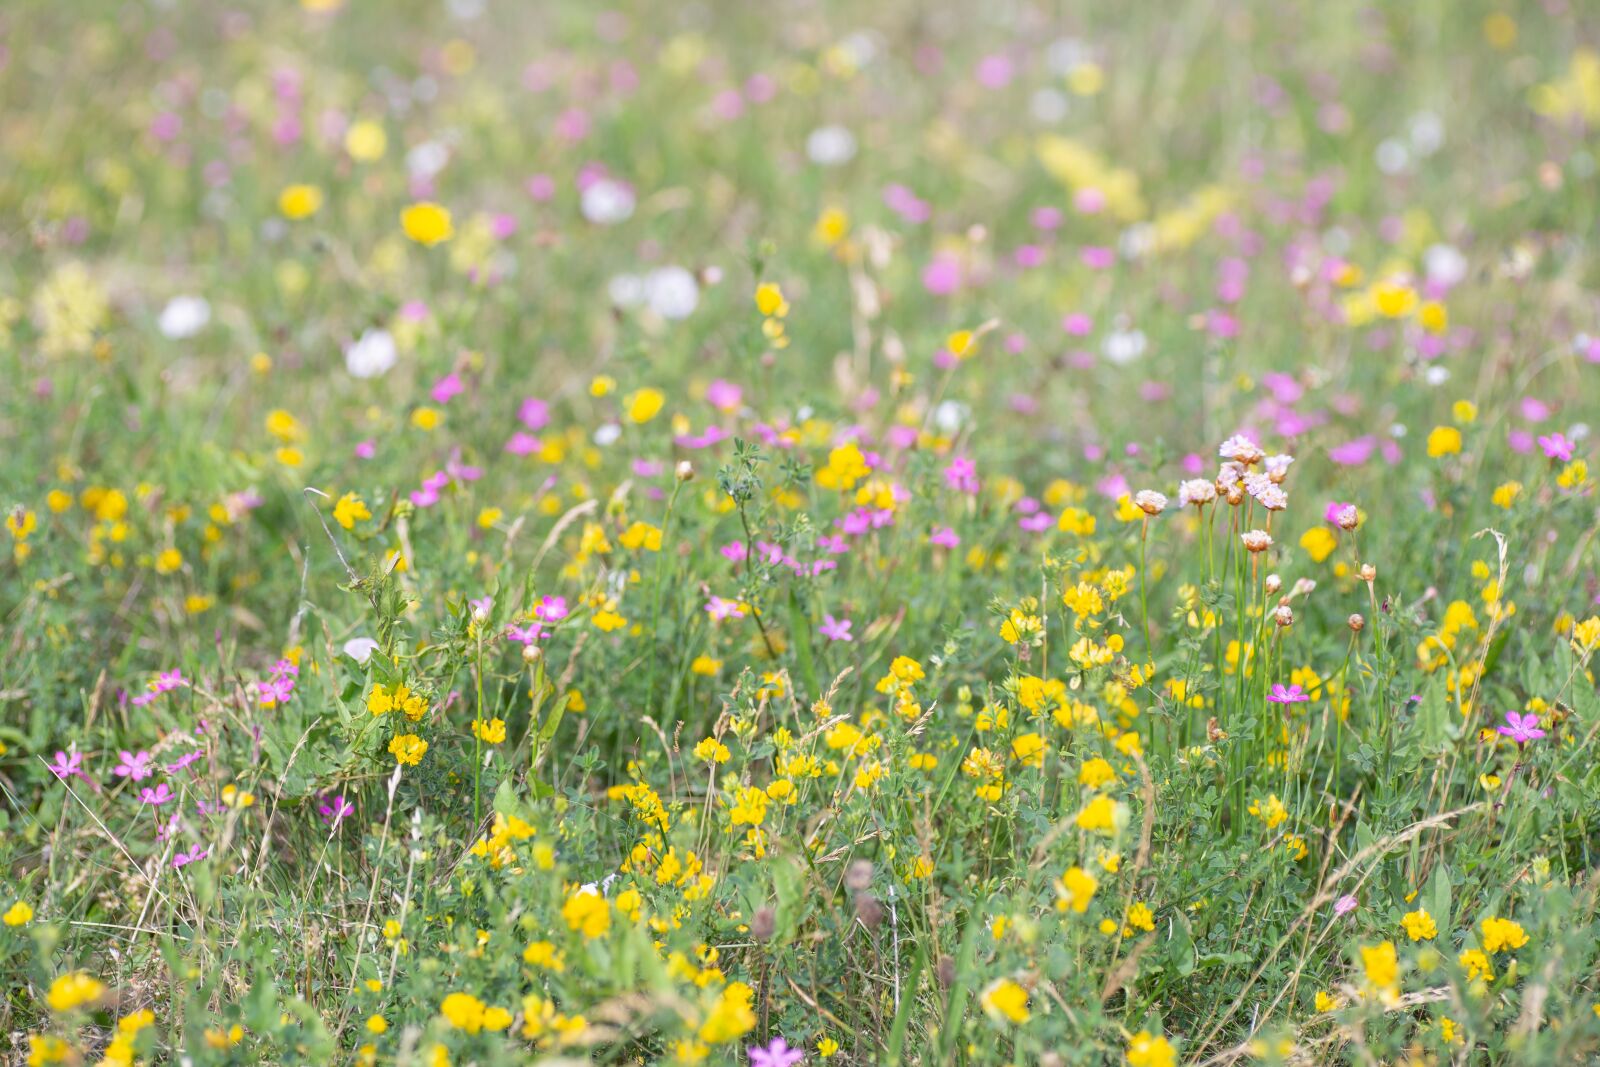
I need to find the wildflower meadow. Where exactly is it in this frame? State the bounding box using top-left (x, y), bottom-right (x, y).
top-left (8, 2), bottom-right (1600, 1064)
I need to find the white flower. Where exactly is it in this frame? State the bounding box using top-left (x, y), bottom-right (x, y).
top-left (1264, 454), bottom-right (1295, 482)
top-left (1178, 479), bottom-right (1217, 507)
top-left (581, 179), bottom-right (635, 225)
top-left (1241, 529), bottom-right (1274, 552)
top-left (933, 400), bottom-right (968, 433)
top-left (644, 266), bottom-right (699, 320)
top-left (343, 637), bottom-right (380, 663)
top-left (806, 125), bottom-right (857, 166)
top-left (592, 423), bottom-right (621, 446)
top-left (158, 295), bottom-right (210, 339)
top-left (406, 141), bottom-right (450, 179)
top-left (607, 273), bottom-right (647, 307)
top-left (1133, 490), bottom-right (1167, 516)
top-left (1424, 243), bottom-right (1467, 287)
top-left (1218, 435), bottom-right (1264, 465)
top-left (1102, 326), bottom-right (1146, 365)
top-left (346, 328), bottom-right (397, 379)
top-left (1244, 473), bottom-right (1287, 511)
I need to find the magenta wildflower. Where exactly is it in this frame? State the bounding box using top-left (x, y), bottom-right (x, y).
top-left (705, 596), bottom-right (746, 621)
top-left (173, 844), bottom-right (209, 868)
top-left (818, 614), bottom-right (853, 642)
top-left (48, 750), bottom-right (85, 781)
top-left (1496, 711), bottom-right (1546, 745)
top-left (319, 794), bottom-right (355, 825)
top-left (139, 783), bottom-right (175, 806)
top-left (1333, 894), bottom-right (1358, 917)
top-left (113, 750), bottom-right (154, 781)
top-left (748, 1037), bottom-right (805, 1067)
top-left (1268, 684), bottom-right (1310, 704)
top-left (1538, 433), bottom-right (1574, 462)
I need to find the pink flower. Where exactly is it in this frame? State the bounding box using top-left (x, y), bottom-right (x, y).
top-left (113, 750), bottom-right (154, 781)
top-left (818, 614), bottom-right (853, 642)
top-left (1333, 894), bottom-right (1358, 917)
top-left (1538, 433), bottom-right (1574, 462)
top-left (929, 526), bottom-right (960, 548)
top-left (430, 373), bottom-right (465, 404)
top-left (173, 844), bottom-right (208, 868)
top-left (748, 1037), bottom-right (805, 1067)
top-left (705, 596), bottom-right (746, 621)
top-left (1268, 684), bottom-right (1309, 704)
top-left (1496, 711), bottom-right (1545, 745)
top-left (139, 783), bottom-right (175, 807)
top-left (49, 750), bottom-right (85, 781)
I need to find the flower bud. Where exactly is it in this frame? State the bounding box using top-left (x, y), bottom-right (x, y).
top-left (675, 460), bottom-right (695, 482)
top-left (1348, 613), bottom-right (1365, 632)
top-left (1274, 604), bottom-right (1295, 628)
top-left (1264, 574), bottom-right (1282, 595)
top-left (1359, 563), bottom-right (1377, 582)
top-left (521, 643), bottom-right (543, 664)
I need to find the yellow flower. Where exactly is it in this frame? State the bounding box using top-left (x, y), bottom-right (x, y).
top-left (1247, 794), bottom-right (1287, 830)
top-left (1299, 526), bottom-right (1337, 563)
top-left (4, 900), bottom-right (33, 926)
top-left (817, 1037), bottom-right (840, 1058)
top-left (1126, 1030), bottom-right (1177, 1067)
top-left (1459, 947), bottom-right (1493, 982)
top-left (693, 737), bottom-right (730, 763)
top-left (1401, 908), bottom-right (1437, 941)
top-left (979, 978), bottom-right (1029, 1024)
top-left (1314, 990), bottom-right (1339, 1012)
top-left (278, 183), bottom-right (324, 220)
top-left (1426, 425), bottom-right (1462, 458)
top-left (471, 718), bottom-right (506, 744)
top-left (1360, 940), bottom-right (1399, 993)
top-left (813, 208), bottom-right (849, 246)
top-left (562, 889), bottom-right (611, 939)
top-left (1056, 867), bottom-right (1098, 913)
top-left (698, 981), bottom-right (756, 1043)
top-left (388, 734), bottom-right (428, 766)
top-left (345, 120), bottom-right (388, 162)
top-left (754, 283), bottom-right (789, 318)
top-left (1010, 732), bottom-right (1046, 768)
top-left (1372, 281), bottom-right (1418, 318)
top-left (334, 492), bottom-right (371, 530)
top-left (1074, 794), bottom-right (1118, 833)
top-left (401, 202), bottom-right (454, 245)
top-left (154, 547), bottom-right (182, 575)
top-left (625, 388), bottom-right (665, 423)
top-left (47, 971), bottom-right (106, 1013)
top-left (1480, 916), bottom-right (1528, 953)
top-left (439, 992), bottom-right (486, 1033)
top-left (1491, 481), bottom-right (1522, 508)
top-left (366, 1015), bottom-right (387, 1034)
